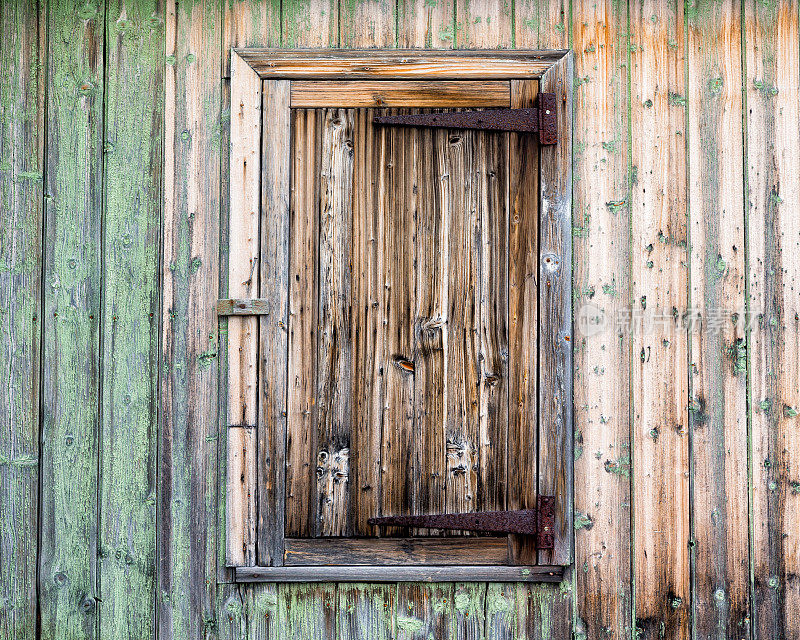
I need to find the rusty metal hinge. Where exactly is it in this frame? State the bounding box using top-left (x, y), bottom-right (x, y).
top-left (368, 496), bottom-right (556, 549)
top-left (372, 93), bottom-right (557, 145)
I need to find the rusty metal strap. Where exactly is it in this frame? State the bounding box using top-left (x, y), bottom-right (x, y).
top-left (217, 298), bottom-right (270, 316)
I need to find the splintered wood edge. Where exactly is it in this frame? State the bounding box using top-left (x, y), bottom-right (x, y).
top-left (235, 565), bottom-right (565, 583)
top-left (234, 49), bottom-right (569, 79)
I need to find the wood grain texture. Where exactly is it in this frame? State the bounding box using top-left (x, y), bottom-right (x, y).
top-left (340, 0), bottom-right (396, 47)
top-left (238, 565), bottom-right (564, 582)
top-left (350, 108), bottom-right (386, 535)
top-left (507, 79), bottom-right (538, 564)
top-left (159, 0), bottom-right (220, 636)
top-left (283, 0), bottom-right (338, 47)
top-left (258, 80), bottom-right (291, 565)
top-left (227, 52), bottom-right (261, 566)
top-left (279, 583), bottom-right (338, 639)
top-left (99, 0), bottom-right (163, 635)
top-left (315, 108), bottom-right (355, 537)
top-left (0, 2), bottom-right (43, 638)
top-left (571, 0), bottom-right (633, 638)
top-left (397, 0), bottom-right (455, 48)
top-left (629, 3), bottom-right (690, 639)
top-left (223, 0), bottom-right (280, 76)
top-left (745, 1), bottom-right (800, 637)
top-left (395, 583), bottom-right (453, 639)
top-left (687, 1), bottom-right (750, 638)
top-left (39, 0), bottom-right (105, 637)
top-left (284, 537), bottom-right (510, 565)
top-left (285, 108), bottom-right (321, 538)
top-left (291, 80), bottom-right (511, 107)
top-left (455, 0), bottom-right (513, 48)
top-left (337, 583), bottom-right (394, 640)
top-left (237, 49), bottom-right (564, 79)
top-left (516, 579), bottom-right (573, 640)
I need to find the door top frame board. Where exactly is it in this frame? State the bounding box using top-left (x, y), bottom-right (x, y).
top-left (234, 48), bottom-right (569, 80)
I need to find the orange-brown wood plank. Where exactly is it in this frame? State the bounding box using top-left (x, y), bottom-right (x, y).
top-left (571, 0), bottom-right (633, 636)
top-left (285, 109), bottom-right (321, 537)
top-left (290, 80), bottom-right (510, 108)
top-left (630, 2), bottom-right (690, 638)
top-left (687, 1), bottom-right (751, 637)
top-left (746, 1), bottom-right (800, 636)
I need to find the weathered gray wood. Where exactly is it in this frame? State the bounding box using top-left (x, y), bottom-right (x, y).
top-left (485, 583), bottom-right (516, 640)
top-left (284, 537), bottom-right (510, 565)
top-left (237, 49), bottom-right (567, 79)
top-left (315, 107), bottom-right (355, 537)
top-left (337, 583), bottom-right (394, 640)
top-left (536, 52), bottom-right (573, 566)
top-left (237, 565), bottom-right (564, 582)
top-left (282, 0), bottom-right (337, 48)
top-left (746, 0), bottom-right (800, 637)
top-left (258, 79), bottom-right (291, 565)
top-left (217, 298), bottom-right (272, 316)
top-left (0, 2), bottom-right (44, 638)
top-left (98, 0), bottom-right (163, 636)
top-left (159, 0), bottom-right (220, 635)
top-left (394, 583), bottom-right (453, 640)
top-left (516, 578), bottom-right (573, 640)
top-left (279, 583), bottom-right (338, 639)
top-left (39, 0), bottom-right (105, 637)
top-left (452, 583), bottom-right (486, 640)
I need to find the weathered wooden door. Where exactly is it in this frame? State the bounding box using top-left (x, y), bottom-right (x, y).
top-left (224, 51), bottom-right (573, 581)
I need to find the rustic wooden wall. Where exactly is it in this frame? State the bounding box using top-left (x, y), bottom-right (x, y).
top-left (1, 0), bottom-right (799, 638)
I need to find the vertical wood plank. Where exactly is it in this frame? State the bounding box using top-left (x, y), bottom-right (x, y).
top-left (516, 579), bottom-right (573, 640)
top-left (350, 108), bottom-right (387, 535)
top-left (394, 584), bottom-right (453, 640)
top-left (340, 0), bottom-right (396, 47)
top-left (746, 1), bottom-right (800, 637)
top-left (160, 0), bottom-right (221, 636)
top-left (397, 0), bottom-right (455, 48)
top-left (217, 584), bottom-right (247, 640)
top-left (514, 0), bottom-right (568, 48)
top-left (246, 584), bottom-right (281, 639)
top-left (285, 108), bottom-right (320, 538)
top-left (485, 583), bottom-right (516, 640)
top-left (218, 0), bottom-right (281, 579)
top-left (455, 0), bottom-right (513, 48)
top-left (99, 0), bottom-right (163, 636)
top-left (280, 583), bottom-right (337, 640)
top-left (477, 130), bottom-right (509, 516)
top-left (629, 2), bottom-right (690, 638)
top-left (571, 0), bottom-right (634, 637)
top-left (444, 127), bottom-right (482, 522)
top-left (258, 80), bottom-right (291, 564)
top-left (507, 79), bottom-right (538, 565)
top-left (223, 0), bottom-right (280, 76)
top-left (453, 583), bottom-right (486, 640)
top-left (226, 52), bottom-right (261, 567)
top-left (315, 107), bottom-right (355, 537)
top-left (39, 0), bottom-right (105, 637)
top-left (687, 1), bottom-right (751, 638)
top-left (283, 0), bottom-right (338, 48)
top-left (380, 116), bottom-right (418, 533)
top-left (412, 124), bottom-right (448, 529)
top-left (0, 2), bottom-right (44, 638)
top-left (337, 583), bottom-right (395, 640)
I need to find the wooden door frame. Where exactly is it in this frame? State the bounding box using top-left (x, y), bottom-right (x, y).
top-left (223, 49), bottom-right (573, 582)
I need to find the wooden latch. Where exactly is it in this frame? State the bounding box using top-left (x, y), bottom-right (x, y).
top-left (373, 93), bottom-right (557, 144)
top-left (368, 496), bottom-right (556, 549)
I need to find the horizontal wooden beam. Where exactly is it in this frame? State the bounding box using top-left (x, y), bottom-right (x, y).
top-left (235, 564), bottom-right (564, 583)
top-left (236, 49), bottom-right (567, 79)
top-left (290, 81), bottom-right (511, 108)
top-left (217, 298), bottom-right (270, 315)
top-left (284, 536), bottom-right (510, 565)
